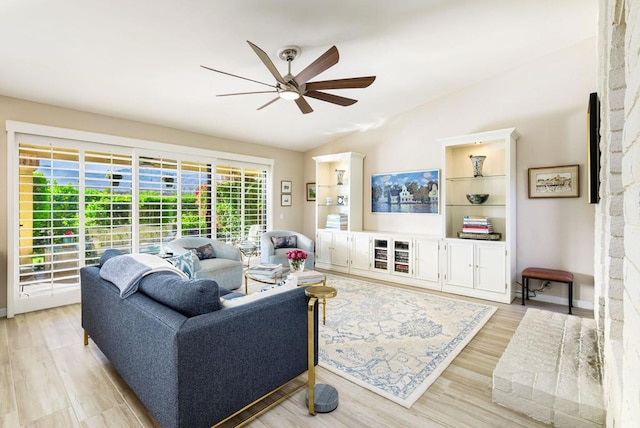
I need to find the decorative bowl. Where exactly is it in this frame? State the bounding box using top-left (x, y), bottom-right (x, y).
top-left (466, 194), bottom-right (489, 204)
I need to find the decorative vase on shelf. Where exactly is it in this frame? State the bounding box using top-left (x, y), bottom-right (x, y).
top-left (469, 155), bottom-right (486, 177)
top-left (335, 169), bottom-right (346, 185)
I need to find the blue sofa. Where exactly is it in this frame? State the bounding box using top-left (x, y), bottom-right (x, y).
top-left (81, 264), bottom-right (318, 428)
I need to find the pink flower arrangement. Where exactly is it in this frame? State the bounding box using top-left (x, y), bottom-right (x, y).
top-left (286, 250), bottom-right (307, 271)
top-left (286, 250), bottom-right (307, 260)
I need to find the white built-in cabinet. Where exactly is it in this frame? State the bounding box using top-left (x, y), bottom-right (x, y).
top-left (316, 231), bottom-right (441, 290)
top-left (440, 128), bottom-right (518, 303)
top-left (313, 129), bottom-right (517, 304)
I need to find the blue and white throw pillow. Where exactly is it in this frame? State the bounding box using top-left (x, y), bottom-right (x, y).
top-left (168, 251), bottom-right (195, 278)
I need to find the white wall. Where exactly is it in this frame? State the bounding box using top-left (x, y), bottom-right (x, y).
top-left (305, 38), bottom-right (597, 308)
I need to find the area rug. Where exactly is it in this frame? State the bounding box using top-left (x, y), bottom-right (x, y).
top-left (319, 275), bottom-right (497, 408)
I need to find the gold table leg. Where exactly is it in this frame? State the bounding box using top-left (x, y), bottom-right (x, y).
top-left (307, 296), bottom-right (318, 415)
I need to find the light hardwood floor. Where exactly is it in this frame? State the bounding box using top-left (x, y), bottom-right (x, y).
top-left (0, 276), bottom-right (592, 428)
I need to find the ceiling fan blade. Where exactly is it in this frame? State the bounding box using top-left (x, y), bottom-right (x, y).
top-left (217, 90), bottom-right (277, 97)
top-left (305, 76), bottom-right (376, 91)
top-left (200, 65), bottom-right (276, 89)
top-left (294, 45), bottom-right (339, 86)
top-left (304, 90), bottom-right (357, 106)
top-left (295, 97), bottom-right (314, 114)
top-left (257, 97), bottom-right (280, 111)
top-left (247, 41), bottom-right (288, 85)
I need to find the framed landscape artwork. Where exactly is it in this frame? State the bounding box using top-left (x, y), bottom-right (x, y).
top-left (371, 169), bottom-right (440, 214)
top-left (306, 183), bottom-right (316, 201)
top-left (528, 165), bottom-right (580, 198)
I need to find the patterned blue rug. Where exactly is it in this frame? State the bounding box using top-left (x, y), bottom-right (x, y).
top-left (319, 275), bottom-right (497, 408)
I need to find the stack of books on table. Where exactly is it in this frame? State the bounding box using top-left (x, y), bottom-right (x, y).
top-left (247, 263), bottom-right (282, 277)
top-left (288, 270), bottom-right (325, 284)
top-left (462, 216), bottom-right (494, 234)
top-left (325, 213), bottom-right (348, 230)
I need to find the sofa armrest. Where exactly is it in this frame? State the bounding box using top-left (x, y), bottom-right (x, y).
top-left (175, 287), bottom-right (318, 427)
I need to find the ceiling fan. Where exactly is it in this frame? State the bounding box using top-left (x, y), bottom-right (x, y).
top-left (201, 41), bottom-right (376, 114)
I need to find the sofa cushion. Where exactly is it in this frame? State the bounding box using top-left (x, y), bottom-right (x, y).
top-left (167, 251), bottom-right (195, 278)
top-left (99, 248), bottom-right (123, 267)
top-left (138, 271), bottom-right (221, 317)
top-left (191, 243), bottom-right (216, 260)
top-left (270, 235), bottom-right (297, 249)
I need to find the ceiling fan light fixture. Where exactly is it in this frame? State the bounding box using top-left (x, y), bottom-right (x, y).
top-left (278, 89), bottom-right (300, 100)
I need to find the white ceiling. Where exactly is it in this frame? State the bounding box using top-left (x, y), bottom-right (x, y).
top-left (0, 0), bottom-right (597, 152)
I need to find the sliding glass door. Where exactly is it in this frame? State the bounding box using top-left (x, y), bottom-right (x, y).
top-left (9, 127), bottom-right (272, 316)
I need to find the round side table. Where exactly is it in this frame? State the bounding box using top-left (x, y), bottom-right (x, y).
top-left (305, 286), bottom-right (339, 415)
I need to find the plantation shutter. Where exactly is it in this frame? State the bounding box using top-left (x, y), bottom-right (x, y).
top-left (138, 156), bottom-right (179, 253)
top-left (18, 143), bottom-right (81, 299)
top-left (215, 164), bottom-right (268, 243)
top-left (84, 150), bottom-right (133, 264)
top-left (180, 161), bottom-right (212, 237)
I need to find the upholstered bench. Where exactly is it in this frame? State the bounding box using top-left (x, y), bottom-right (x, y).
top-left (521, 267), bottom-right (574, 314)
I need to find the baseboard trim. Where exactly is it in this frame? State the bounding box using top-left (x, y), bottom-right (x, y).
top-left (514, 291), bottom-right (593, 310)
top-left (0, 307), bottom-right (6, 318)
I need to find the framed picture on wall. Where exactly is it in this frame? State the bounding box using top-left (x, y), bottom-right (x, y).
top-left (528, 165), bottom-right (580, 198)
top-left (281, 180), bottom-right (292, 193)
top-left (306, 183), bottom-right (316, 201)
top-left (371, 169), bottom-right (440, 214)
top-left (281, 194), bottom-right (292, 206)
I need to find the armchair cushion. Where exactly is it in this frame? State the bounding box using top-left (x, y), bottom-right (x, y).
top-left (191, 243), bottom-right (216, 260)
top-left (270, 235), bottom-right (297, 249)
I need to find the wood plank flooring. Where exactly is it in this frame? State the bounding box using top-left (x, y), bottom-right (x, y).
top-left (0, 276), bottom-right (592, 427)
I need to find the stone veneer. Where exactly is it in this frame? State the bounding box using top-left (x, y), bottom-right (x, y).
top-left (493, 309), bottom-right (604, 427)
top-left (595, 1), bottom-right (640, 426)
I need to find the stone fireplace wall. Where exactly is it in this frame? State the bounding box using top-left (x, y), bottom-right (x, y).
top-left (596, 0), bottom-right (640, 425)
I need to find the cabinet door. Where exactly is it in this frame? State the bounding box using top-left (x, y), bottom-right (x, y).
top-left (392, 239), bottom-right (412, 276)
top-left (445, 240), bottom-right (474, 288)
top-left (350, 233), bottom-right (371, 271)
top-left (315, 231), bottom-right (332, 264)
top-left (414, 239), bottom-right (439, 282)
top-left (372, 237), bottom-right (390, 272)
top-left (331, 233), bottom-right (350, 268)
top-left (475, 243), bottom-right (506, 293)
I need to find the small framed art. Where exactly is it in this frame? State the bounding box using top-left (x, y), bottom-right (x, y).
top-left (281, 180), bottom-right (292, 194)
top-left (281, 194), bottom-right (292, 206)
top-left (306, 183), bottom-right (316, 201)
top-left (528, 165), bottom-right (580, 198)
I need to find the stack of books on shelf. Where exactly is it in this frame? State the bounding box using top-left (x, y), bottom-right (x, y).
top-left (458, 216), bottom-right (501, 240)
top-left (462, 216), bottom-right (493, 233)
top-left (288, 270), bottom-right (325, 284)
top-left (247, 263), bottom-right (282, 277)
top-left (325, 213), bottom-right (348, 230)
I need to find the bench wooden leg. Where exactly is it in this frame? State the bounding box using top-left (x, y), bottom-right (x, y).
top-left (568, 282), bottom-right (573, 315)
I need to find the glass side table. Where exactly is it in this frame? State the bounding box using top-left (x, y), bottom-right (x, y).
top-left (305, 286), bottom-right (339, 415)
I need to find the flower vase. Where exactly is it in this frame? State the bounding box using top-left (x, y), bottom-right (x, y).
top-left (289, 259), bottom-right (305, 273)
top-left (469, 155), bottom-right (486, 177)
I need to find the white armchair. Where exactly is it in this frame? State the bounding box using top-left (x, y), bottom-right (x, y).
top-left (260, 231), bottom-right (315, 270)
top-left (166, 237), bottom-right (242, 290)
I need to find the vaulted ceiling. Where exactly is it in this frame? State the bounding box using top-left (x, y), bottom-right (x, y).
top-left (0, 0), bottom-right (597, 151)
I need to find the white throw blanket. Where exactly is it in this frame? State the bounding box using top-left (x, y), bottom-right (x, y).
top-left (100, 253), bottom-right (187, 298)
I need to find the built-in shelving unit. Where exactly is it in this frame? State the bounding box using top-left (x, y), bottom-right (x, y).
top-left (439, 128), bottom-right (519, 303)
